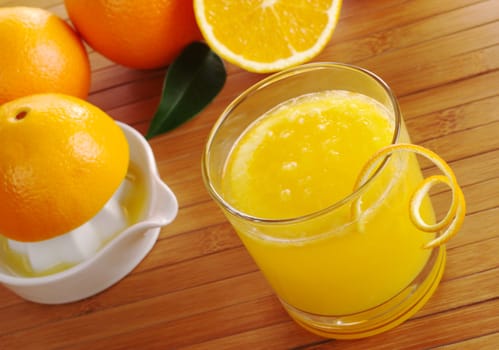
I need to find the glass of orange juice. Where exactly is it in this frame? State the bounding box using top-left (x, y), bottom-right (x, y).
top-left (202, 63), bottom-right (465, 339)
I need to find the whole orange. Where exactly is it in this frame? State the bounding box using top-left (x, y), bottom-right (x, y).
top-left (64, 0), bottom-right (203, 69)
top-left (0, 7), bottom-right (91, 105)
top-left (0, 93), bottom-right (129, 242)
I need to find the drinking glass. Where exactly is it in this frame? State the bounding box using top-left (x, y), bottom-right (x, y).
top-left (202, 63), bottom-right (464, 339)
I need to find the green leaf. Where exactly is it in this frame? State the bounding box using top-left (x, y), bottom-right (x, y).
top-left (146, 42), bottom-right (226, 139)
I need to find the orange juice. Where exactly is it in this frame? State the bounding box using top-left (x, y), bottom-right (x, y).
top-left (221, 90), bottom-right (435, 315)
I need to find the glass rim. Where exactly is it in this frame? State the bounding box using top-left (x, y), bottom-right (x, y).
top-left (202, 62), bottom-right (402, 225)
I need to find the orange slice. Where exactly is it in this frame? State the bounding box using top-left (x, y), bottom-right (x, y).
top-left (194, 0), bottom-right (342, 73)
top-left (352, 143), bottom-right (466, 249)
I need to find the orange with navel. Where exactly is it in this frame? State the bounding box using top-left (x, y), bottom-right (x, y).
top-left (0, 94), bottom-right (129, 242)
top-left (0, 7), bottom-right (90, 104)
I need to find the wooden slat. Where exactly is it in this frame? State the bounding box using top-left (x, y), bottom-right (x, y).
top-left (408, 95), bottom-right (499, 143)
top-left (309, 299), bottom-right (499, 349)
top-left (0, 272), bottom-right (273, 349)
top-left (332, 0), bottom-right (484, 42)
top-left (386, 44), bottom-right (499, 96)
top-left (418, 268), bottom-right (499, 317)
top-left (0, 0), bottom-right (60, 7)
top-left (400, 70), bottom-right (499, 119)
top-left (432, 332), bottom-right (499, 350)
top-left (180, 320), bottom-right (322, 350)
top-left (0, 248), bottom-right (260, 334)
top-left (70, 295), bottom-right (290, 350)
top-left (330, 0), bottom-right (499, 63)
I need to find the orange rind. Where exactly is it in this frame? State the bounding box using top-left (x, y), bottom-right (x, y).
top-left (353, 143), bottom-right (466, 249)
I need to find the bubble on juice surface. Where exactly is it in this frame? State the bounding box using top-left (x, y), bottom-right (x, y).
top-left (282, 161), bottom-right (298, 171)
top-left (280, 129), bottom-right (293, 139)
top-left (280, 188), bottom-right (292, 201)
top-left (317, 123), bottom-right (327, 130)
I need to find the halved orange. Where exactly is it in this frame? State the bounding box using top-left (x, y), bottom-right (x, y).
top-left (194, 0), bottom-right (342, 73)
